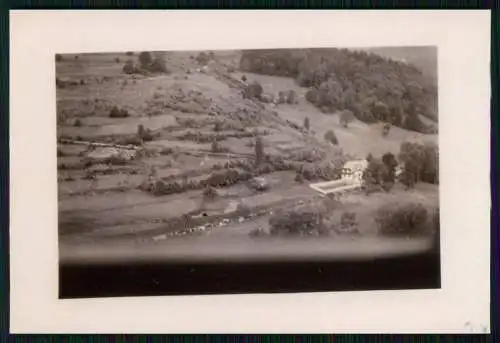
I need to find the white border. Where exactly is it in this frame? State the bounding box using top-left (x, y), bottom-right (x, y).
top-left (9, 10), bottom-right (491, 333)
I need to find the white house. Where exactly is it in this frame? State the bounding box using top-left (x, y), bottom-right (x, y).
top-left (341, 159), bottom-right (369, 183)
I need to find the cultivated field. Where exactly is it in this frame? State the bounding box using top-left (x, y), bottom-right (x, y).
top-left (57, 50), bottom-right (439, 255)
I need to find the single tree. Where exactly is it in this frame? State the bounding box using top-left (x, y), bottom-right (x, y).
top-left (382, 152), bottom-right (398, 185)
top-left (340, 110), bottom-right (355, 128)
top-left (295, 171), bottom-right (304, 183)
top-left (303, 117), bottom-right (310, 131)
top-left (382, 123), bottom-right (391, 136)
top-left (323, 130), bottom-right (338, 145)
top-left (211, 139), bottom-right (220, 153)
top-left (138, 51), bottom-right (153, 69)
top-left (255, 135), bottom-right (264, 165)
top-left (122, 60), bottom-right (136, 74)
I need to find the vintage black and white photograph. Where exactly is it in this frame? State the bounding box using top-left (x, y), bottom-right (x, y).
top-left (56, 46), bottom-right (441, 298)
top-left (10, 10), bottom-right (491, 333)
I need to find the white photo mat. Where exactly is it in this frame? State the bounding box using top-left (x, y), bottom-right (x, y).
top-left (9, 10), bottom-right (491, 333)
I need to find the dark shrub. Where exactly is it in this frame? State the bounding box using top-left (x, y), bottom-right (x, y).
top-left (137, 124), bottom-right (154, 142)
top-left (55, 54), bottom-right (63, 62)
top-left (211, 140), bottom-right (221, 152)
top-left (149, 56), bottom-right (168, 73)
top-left (122, 60), bottom-right (137, 74)
top-left (204, 169), bottom-right (248, 188)
top-left (295, 171), bottom-right (304, 183)
top-left (254, 136), bottom-right (264, 166)
top-left (324, 130), bottom-right (338, 145)
top-left (382, 152), bottom-right (398, 183)
top-left (138, 51), bottom-right (153, 68)
top-left (376, 203), bottom-right (429, 236)
top-left (243, 81), bottom-right (264, 100)
top-left (303, 117), bottom-right (310, 130)
top-left (125, 51), bottom-right (134, 56)
top-left (286, 90), bottom-right (297, 104)
top-left (115, 57), bottom-right (120, 63)
top-left (74, 119), bottom-right (83, 127)
top-left (340, 110), bottom-right (355, 128)
top-left (144, 179), bottom-right (186, 196)
top-left (241, 75), bottom-right (247, 82)
top-left (214, 121), bottom-right (223, 132)
top-left (109, 106), bottom-right (129, 118)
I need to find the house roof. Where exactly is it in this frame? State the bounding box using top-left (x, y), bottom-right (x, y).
top-left (343, 159), bottom-right (368, 171)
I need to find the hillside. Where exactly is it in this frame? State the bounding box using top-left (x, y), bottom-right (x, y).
top-left (56, 49), bottom-right (438, 245)
top-left (239, 47), bottom-right (439, 127)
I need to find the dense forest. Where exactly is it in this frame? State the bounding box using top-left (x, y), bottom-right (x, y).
top-left (239, 48), bottom-right (438, 134)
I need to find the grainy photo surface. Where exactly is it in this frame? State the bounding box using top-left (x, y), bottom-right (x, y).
top-left (57, 47), bottom-right (440, 298)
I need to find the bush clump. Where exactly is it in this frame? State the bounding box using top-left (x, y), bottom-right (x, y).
top-left (109, 106), bottom-right (129, 118)
top-left (269, 202), bottom-right (327, 236)
top-left (286, 89), bottom-right (297, 104)
top-left (122, 60), bottom-right (140, 74)
top-left (137, 124), bottom-right (154, 142)
top-left (242, 81), bottom-right (264, 100)
top-left (339, 211), bottom-right (358, 233)
top-left (204, 169), bottom-right (252, 188)
top-left (149, 56), bottom-right (168, 73)
top-left (142, 178), bottom-right (186, 196)
top-left (375, 202), bottom-right (430, 236)
top-left (324, 130), bottom-right (338, 145)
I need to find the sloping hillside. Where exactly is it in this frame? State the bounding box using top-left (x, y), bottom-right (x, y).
top-left (56, 48), bottom-right (438, 244)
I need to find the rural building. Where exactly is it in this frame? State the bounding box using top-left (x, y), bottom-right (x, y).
top-left (341, 159), bottom-right (369, 183)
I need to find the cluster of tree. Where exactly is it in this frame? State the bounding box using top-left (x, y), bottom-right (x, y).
top-left (363, 152), bottom-right (398, 193)
top-left (398, 141), bottom-right (439, 188)
top-left (239, 48), bottom-right (438, 133)
top-left (123, 51), bottom-right (168, 75)
top-left (363, 140), bottom-right (439, 192)
top-left (376, 202), bottom-right (433, 237)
